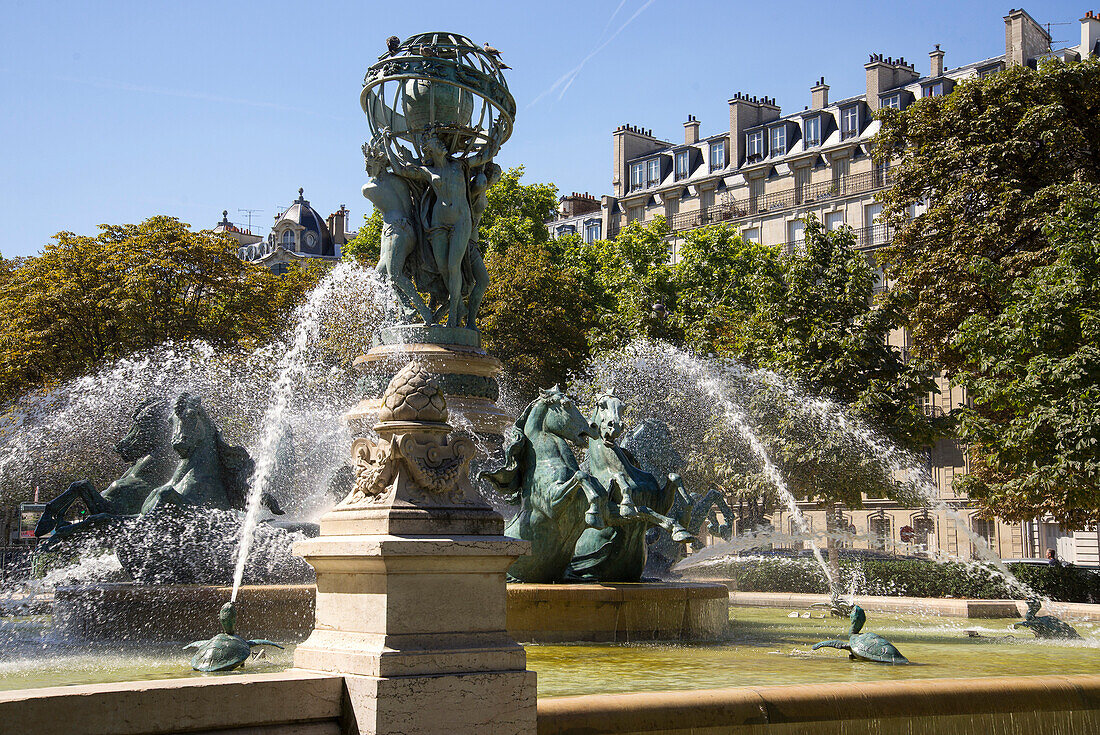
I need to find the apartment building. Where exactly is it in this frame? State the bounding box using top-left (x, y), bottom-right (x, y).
top-left (547, 7), bottom-right (1100, 564)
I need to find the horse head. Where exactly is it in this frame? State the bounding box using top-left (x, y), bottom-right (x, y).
top-left (589, 393), bottom-right (625, 443)
top-left (481, 386), bottom-right (595, 504)
top-left (115, 398), bottom-right (170, 463)
top-left (170, 393), bottom-right (212, 458)
top-left (534, 386), bottom-right (597, 446)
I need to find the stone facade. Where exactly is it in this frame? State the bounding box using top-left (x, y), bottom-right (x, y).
top-left (550, 6), bottom-right (1100, 564)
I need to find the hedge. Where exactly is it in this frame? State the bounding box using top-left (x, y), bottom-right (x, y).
top-left (693, 556), bottom-right (1100, 603)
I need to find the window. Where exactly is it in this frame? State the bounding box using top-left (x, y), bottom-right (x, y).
top-left (675, 150), bottom-right (690, 180)
top-left (281, 230), bottom-right (295, 249)
top-left (832, 156), bottom-right (849, 184)
top-left (923, 82), bottom-right (944, 97)
top-left (646, 158), bottom-right (660, 186)
top-left (787, 219), bottom-right (804, 246)
top-left (841, 106), bottom-right (860, 138)
top-left (869, 514), bottom-right (892, 550)
top-left (881, 93), bottom-right (901, 110)
top-left (769, 126), bottom-right (787, 156)
top-left (627, 205), bottom-right (643, 223)
top-left (747, 131), bottom-right (764, 159)
top-left (972, 517), bottom-right (996, 554)
top-left (555, 224), bottom-right (575, 238)
top-left (803, 116), bottom-right (821, 147)
top-left (977, 63), bottom-right (1002, 80)
top-left (741, 227), bottom-right (760, 243)
top-left (630, 162), bottom-right (644, 191)
top-left (709, 140), bottom-right (726, 170)
top-left (584, 221), bottom-right (601, 243)
top-left (825, 211), bottom-right (845, 231)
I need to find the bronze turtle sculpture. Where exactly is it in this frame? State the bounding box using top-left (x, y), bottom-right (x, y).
top-left (812, 605), bottom-right (910, 664)
top-left (184, 601), bottom-right (284, 672)
top-left (1013, 597), bottom-right (1081, 640)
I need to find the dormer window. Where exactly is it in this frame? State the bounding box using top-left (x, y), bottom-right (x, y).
top-left (675, 150), bottom-right (690, 181)
top-left (646, 158), bottom-right (661, 186)
top-left (747, 130), bottom-right (764, 160)
top-left (881, 93), bottom-right (902, 110)
top-left (841, 105), bottom-right (860, 139)
top-left (630, 162), bottom-right (644, 192)
top-left (584, 220), bottom-right (601, 243)
top-left (709, 140), bottom-right (726, 170)
top-left (923, 81), bottom-right (945, 97)
top-left (556, 224), bottom-right (576, 238)
top-left (804, 116), bottom-right (821, 147)
top-left (769, 126), bottom-right (787, 157)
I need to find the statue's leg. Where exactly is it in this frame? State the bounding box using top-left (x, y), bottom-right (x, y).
top-left (388, 226), bottom-right (434, 323)
top-left (446, 228), bottom-right (468, 327)
top-left (574, 471), bottom-right (609, 530)
top-left (615, 473), bottom-right (639, 518)
top-left (140, 485), bottom-right (186, 515)
top-left (35, 480), bottom-right (111, 536)
top-left (631, 505), bottom-right (694, 542)
top-left (465, 244), bottom-right (489, 328)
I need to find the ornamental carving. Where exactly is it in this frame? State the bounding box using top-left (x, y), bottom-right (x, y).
top-left (340, 360), bottom-right (478, 508)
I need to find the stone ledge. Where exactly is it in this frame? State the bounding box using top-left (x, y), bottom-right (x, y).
top-left (723, 590), bottom-right (1100, 620)
top-left (0, 671), bottom-right (343, 735)
top-left (536, 674), bottom-right (1100, 734)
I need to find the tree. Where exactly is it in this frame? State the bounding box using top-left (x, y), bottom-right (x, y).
top-left (342, 210), bottom-right (382, 265)
top-left (0, 217), bottom-right (317, 401)
top-left (952, 187), bottom-right (1100, 527)
top-left (714, 217), bottom-right (941, 507)
top-left (875, 58), bottom-right (1100, 370)
top-left (674, 224), bottom-right (782, 354)
top-left (479, 166), bottom-right (558, 254)
top-left (480, 241), bottom-right (595, 397)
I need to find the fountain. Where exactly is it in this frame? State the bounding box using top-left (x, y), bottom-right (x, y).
top-left (3, 30), bottom-right (1100, 735)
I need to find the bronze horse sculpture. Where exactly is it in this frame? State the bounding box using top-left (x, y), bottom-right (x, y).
top-left (37, 393), bottom-right (282, 548)
top-left (567, 395), bottom-right (693, 582)
top-left (481, 387), bottom-right (611, 583)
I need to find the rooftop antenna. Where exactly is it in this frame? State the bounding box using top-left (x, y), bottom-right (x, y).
top-left (237, 208), bottom-right (263, 230)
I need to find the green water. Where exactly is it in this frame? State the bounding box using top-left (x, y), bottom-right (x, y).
top-left (3, 607), bottom-right (1099, 695)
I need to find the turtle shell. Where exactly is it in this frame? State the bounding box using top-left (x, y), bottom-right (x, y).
top-left (849, 632), bottom-right (909, 664)
top-left (189, 633), bottom-right (253, 672)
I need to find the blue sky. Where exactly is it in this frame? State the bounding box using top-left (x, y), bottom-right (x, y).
top-left (0, 0), bottom-right (1088, 257)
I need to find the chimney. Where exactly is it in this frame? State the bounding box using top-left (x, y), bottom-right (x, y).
top-left (684, 115), bottom-right (700, 144)
top-left (930, 44), bottom-right (945, 77)
top-left (1004, 8), bottom-right (1052, 65)
top-left (329, 205), bottom-right (347, 245)
top-left (865, 54), bottom-right (919, 112)
top-left (811, 77), bottom-right (829, 109)
top-left (727, 93), bottom-right (780, 168)
top-left (612, 124), bottom-right (666, 197)
top-left (1082, 11), bottom-right (1100, 57)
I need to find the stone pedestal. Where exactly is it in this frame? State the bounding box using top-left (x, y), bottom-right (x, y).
top-left (348, 325), bottom-right (511, 440)
top-left (293, 360), bottom-right (536, 735)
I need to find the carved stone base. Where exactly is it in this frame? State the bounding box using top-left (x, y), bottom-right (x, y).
top-left (349, 326), bottom-right (511, 439)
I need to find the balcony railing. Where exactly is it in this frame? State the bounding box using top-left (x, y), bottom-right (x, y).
top-left (666, 169), bottom-right (894, 234)
top-left (779, 223), bottom-right (894, 255)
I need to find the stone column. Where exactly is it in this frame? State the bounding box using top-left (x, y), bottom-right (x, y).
top-left (293, 360), bottom-right (535, 735)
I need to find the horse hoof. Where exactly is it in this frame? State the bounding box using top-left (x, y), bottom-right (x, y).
top-left (618, 503), bottom-right (638, 518)
top-left (672, 529), bottom-right (693, 543)
top-left (585, 512), bottom-right (605, 529)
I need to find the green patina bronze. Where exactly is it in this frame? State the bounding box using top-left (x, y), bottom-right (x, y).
top-left (567, 395), bottom-right (693, 583)
top-left (361, 33), bottom-right (513, 330)
top-left (184, 602), bottom-right (284, 672)
top-left (812, 605), bottom-right (910, 664)
top-left (1013, 597), bottom-right (1082, 640)
top-left (35, 393), bottom-right (282, 549)
top-left (481, 387), bottom-right (611, 583)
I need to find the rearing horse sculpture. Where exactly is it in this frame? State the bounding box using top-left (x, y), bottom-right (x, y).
top-left (567, 394), bottom-right (693, 583)
top-left (35, 398), bottom-right (174, 541)
top-left (481, 387), bottom-right (610, 583)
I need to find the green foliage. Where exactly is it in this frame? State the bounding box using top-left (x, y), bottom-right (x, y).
top-left (480, 241), bottom-right (595, 398)
top-left (952, 186), bottom-right (1100, 527)
top-left (875, 58), bottom-right (1100, 369)
top-left (480, 166), bottom-right (558, 254)
top-left (691, 218), bottom-right (941, 507)
top-left (342, 210), bottom-right (382, 265)
top-left (0, 217), bottom-right (318, 402)
top-left (551, 218), bottom-right (680, 352)
top-left (703, 556), bottom-right (1100, 603)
